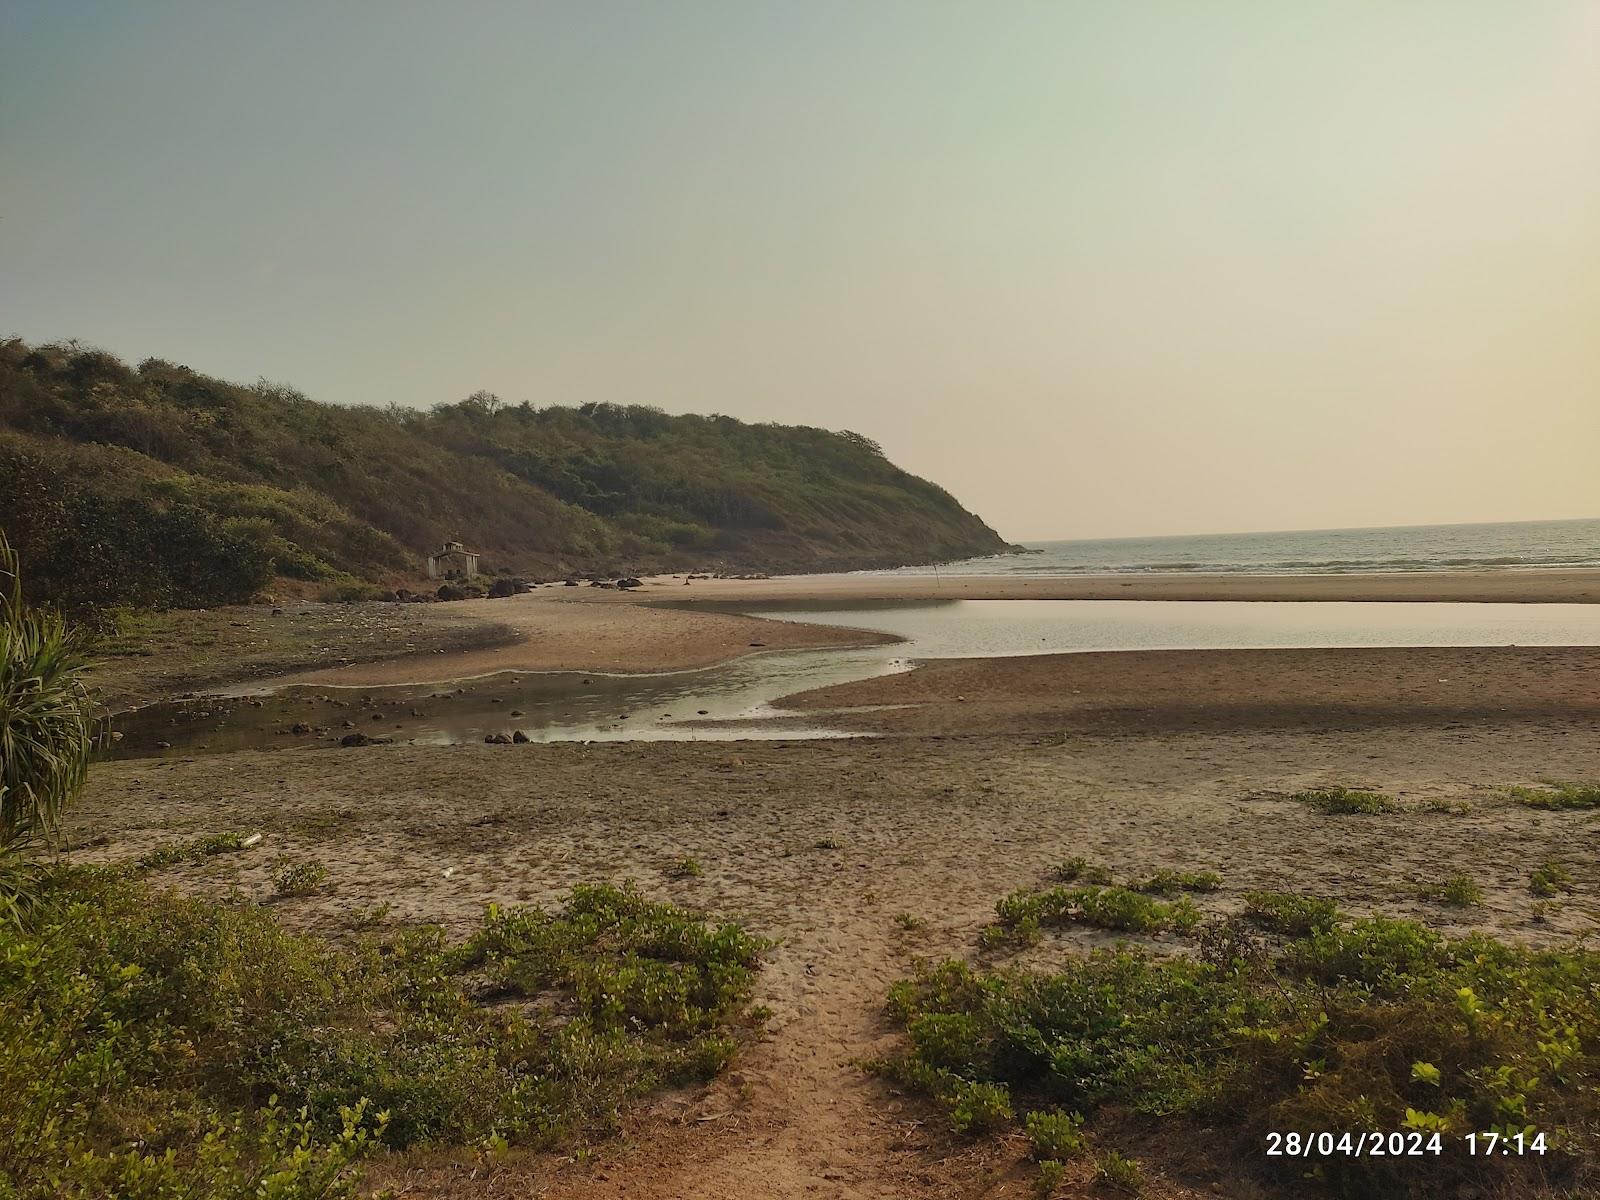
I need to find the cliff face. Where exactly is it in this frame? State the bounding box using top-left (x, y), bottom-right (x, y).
top-left (0, 340), bottom-right (1007, 608)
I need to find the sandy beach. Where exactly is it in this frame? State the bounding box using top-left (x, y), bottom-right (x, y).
top-left (76, 721), bottom-right (1600, 1198)
top-left (75, 569), bottom-right (1600, 1197)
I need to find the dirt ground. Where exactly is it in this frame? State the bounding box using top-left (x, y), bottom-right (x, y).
top-left (74, 720), bottom-right (1600, 1199)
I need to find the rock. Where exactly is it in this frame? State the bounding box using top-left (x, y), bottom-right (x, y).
top-left (510, 709), bottom-right (525, 717)
top-left (617, 577), bottom-right (643, 589)
top-left (340, 732), bottom-right (371, 747)
top-left (512, 730), bottom-right (530, 743)
top-left (564, 579), bottom-right (578, 586)
top-left (290, 722), bottom-right (312, 735)
top-left (154, 740), bottom-right (172, 749)
top-left (483, 732), bottom-right (513, 744)
top-left (436, 583), bottom-right (467, 601)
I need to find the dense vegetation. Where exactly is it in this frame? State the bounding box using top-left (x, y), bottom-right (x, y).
top-left (884, 882), bottom-right (1600, 1198)
top-left (0, 339), bottom-right (1006, 609)
top-left (1, 871), bottom-right (768, 1199)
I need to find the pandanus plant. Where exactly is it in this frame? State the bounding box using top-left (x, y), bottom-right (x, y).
top-left (0, 531), bottom-right (96, 857)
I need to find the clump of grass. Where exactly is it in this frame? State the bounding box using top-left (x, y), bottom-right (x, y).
top-left (0, 871), bottom-right (766, 1197)
top-left (991, 885), bottom-right (1200, 944)
top-left (273, 858), bottom-right (329, 896)
top-left (1242, 890), bottom-right (1342, 935)
top-left (1418, 873), bottom-right (1484, 908)
top-left (1051, 857), bottom-right (1112, 885)
top-left (1530, 861), bottom-right (1575, 898)
top-left (133, 830), bottom-right (251, 872)
top-left (1290, 786), bottom-right (1394, 815)
top-left (1034, 1157), bottom-right (1066, 1197)
top-left (1130, 868), bottom-right (1221, 895)
top-left (884, 898), bottom-right (1600, 1197)
top-left (668, 856), bottom-right (703, 878)
top-left (1508, 782), bottom-right (1600, 810)
top-left (894, 912), bottom-right (927, 932)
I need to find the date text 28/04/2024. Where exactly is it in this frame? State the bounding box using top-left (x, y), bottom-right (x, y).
top-left (1265, 1131), bottom-right (1548, 1158)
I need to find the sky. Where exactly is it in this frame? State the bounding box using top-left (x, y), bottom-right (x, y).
top-left (3, 2), bottom-right (1598, 541)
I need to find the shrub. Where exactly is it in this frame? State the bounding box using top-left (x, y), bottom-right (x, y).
top-left (1508, 783), bottom-right (1600, 810)
top-left (1095, 1150), bottom-right (1143, 1192)
top-left (949, 1079), bottom-right (1012, 1134)
top-left (1051, 857), bottom-right (1112, 885)
top-left (668, 856), bottom-right (703, 879)
top-left (1290, 787), bottom-right (1394, 815)
top-left (1419, 873), bottom-right (1484, 908)
top-left (1243, 891), bottom-right (1342, 936)
top-left (1530, 861), bottom-right (1574, 898)
top-left (884, 904), bottom-right (1600, 1197)
top-left (993, 885), bottom-right (1200, 942)
top-left (0, 872), bottom-right (766, 1196)
top-left (272, 858), bottom-right (329, 896)
top-left (133, 831), bottom-right (250, 872)
top-left (1130, 869), bottom-right (1221, 895)
top-left (1025, 1109), bottom-right (1086, 1160)
top-left (1034, 1157), bottom-right (1065, 1197)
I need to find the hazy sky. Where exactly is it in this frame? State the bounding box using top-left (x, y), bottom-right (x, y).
top-left (4, 2), bottom-right (1597, 540)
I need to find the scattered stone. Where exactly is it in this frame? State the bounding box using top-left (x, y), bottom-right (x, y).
top-left (290, 723), bottom-right (312, 735)
top-left (512, 730), bottom-right (530, 743)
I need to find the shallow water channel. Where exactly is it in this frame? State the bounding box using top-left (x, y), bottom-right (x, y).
top-left (108, 598), bottom-right (1600, 759)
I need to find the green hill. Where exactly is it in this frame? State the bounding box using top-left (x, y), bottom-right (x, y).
top-left (0, 339), bottom-right (1007, 609)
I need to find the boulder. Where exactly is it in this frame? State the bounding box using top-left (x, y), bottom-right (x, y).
top-left (511, 730), bottom-right (530, 743)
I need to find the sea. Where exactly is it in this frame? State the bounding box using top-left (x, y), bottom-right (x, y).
top-left (863, 518), bottom-right (1600, 578)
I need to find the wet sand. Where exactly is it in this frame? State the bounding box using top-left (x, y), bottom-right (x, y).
top-left (778, 644), bottom-right (1600, 736)
top-left (276, 594), bottom-right (897, 688)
